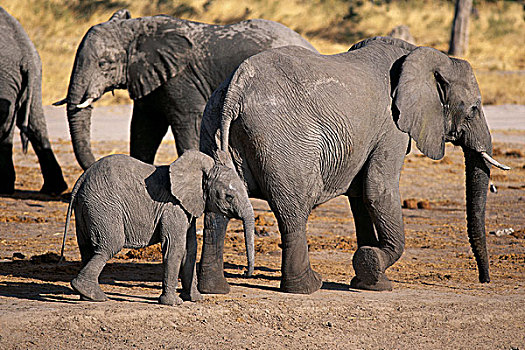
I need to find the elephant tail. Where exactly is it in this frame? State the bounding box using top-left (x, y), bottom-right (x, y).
top-left (59, 171), bottom-right (86, 262)
top-left (19, 43), bottom-right (44, 154)
top-left (220, 61), bottom-right (255, 152)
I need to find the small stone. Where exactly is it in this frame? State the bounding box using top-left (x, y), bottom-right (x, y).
top-left (490, 228), bottom-right (514, 237)
top-left (402, 199), bottom-right (418, 209)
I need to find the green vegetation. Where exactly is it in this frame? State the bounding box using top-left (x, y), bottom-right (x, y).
top-left (4, 0), bottom-right (524, 105)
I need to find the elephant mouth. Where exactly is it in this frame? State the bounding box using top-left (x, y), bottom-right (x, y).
top-left (447, 132), bottom-right (510, 171)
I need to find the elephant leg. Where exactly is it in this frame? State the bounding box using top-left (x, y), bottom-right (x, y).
top-left (71, 253), bottom-right (111, 301)
top-left (75, 214), bottom-right (94, 267)
top-left (71, 221), bottom-right (124, 301)
top-left (276, 212), bottom-right (323, 294)
top-left (179, 221), bottom-right (202, 302)
top-left (25, 114), bottom-right (67, 195)
top-left (0, 100), bottom-right (16, 194)
top-left (351, 148), bottom-right (406, 291)
top-left (349, 196), bottom-right (379, 247)
top-left (158, 210), bottom-right (188, 306)
top-left (170, 111), bottom-right (201, 156)
top-left (198, 212), bottom-right (230, 294)
top-left (129, 102), bottom-right (169, 164)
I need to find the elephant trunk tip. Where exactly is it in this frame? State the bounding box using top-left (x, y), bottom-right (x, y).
top-left (244, 264), bottom-right (255, 277)
top-left (479, 269), bottom-right (490, 283)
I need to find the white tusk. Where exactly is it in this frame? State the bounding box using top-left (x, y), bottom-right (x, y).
top-left (481, 152), bottom-right (511, 171)
top-left (76, 97), bottom-right (94, 109)
top-left (52, 98), bottom-right (68, 106)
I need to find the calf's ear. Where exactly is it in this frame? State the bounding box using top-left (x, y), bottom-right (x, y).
top-left (169, 150), bottom-right (214, 218)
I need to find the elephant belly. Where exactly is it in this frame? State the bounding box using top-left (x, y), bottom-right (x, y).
top-left (123, 229), bottom-right (160, 249)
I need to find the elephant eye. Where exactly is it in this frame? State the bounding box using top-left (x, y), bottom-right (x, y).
top-left (467, 105), bottom-right (479, 120)
top-left (99, 60), bottom-right (112, 70)
top-left (225, 194), bottom-right (234, 203)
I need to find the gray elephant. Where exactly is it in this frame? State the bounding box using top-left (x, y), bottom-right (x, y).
top-left (198, 37), bottom-right (510, 295)
top-left (60, 150), bottom-right (255, 305)
top-left (54, 9), bottom-right (316, 170)
top-left (0, 7), bottom-right (67, 195)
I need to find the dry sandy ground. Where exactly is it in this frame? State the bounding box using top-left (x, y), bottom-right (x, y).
top-left (0, 105), bottom-right (524, 349)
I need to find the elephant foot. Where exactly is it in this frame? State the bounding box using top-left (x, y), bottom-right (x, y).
top-left (180, 289), bottom-right (204, 302)
top-left (350, 275), bottom-right (392, 291)
top-left (40, 179), bottom-right (68, 196)
top-left (159, 293), bottom-right (183, 306)
top-left (71, 277), bottom-right (108, 302)
top-left (280, 268), bottom-right (323, 294)
top-left (198, 269), bottom-right (231, 294)
top-left (352, 246), bottom-right (392, 291)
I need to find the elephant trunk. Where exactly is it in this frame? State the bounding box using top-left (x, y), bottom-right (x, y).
top-left (240, 205), bottom-right (255, 277)
top-left (67, 103), bottom-right (96, 170)
top-left (65, 64), bottom-right (97, 170)
top-left (463, 146), bottom-right (491, 283)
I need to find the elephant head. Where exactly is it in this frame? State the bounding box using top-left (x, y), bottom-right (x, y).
top-left (169, 150), bottom-right (255, 276)
top-left (54, 9), bottom-right (193, 169)
top-left (393, 47), bottom-right (510, 283)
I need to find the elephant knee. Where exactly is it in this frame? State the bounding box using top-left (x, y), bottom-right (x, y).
top-left (383, 243), bottom-right (404, 268)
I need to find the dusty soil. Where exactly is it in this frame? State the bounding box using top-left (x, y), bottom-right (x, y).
top-left (1, 105), bottom-right (524, 349)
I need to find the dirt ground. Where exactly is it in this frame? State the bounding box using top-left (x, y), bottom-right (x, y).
top-left (0, 105), bottom-right (524, 349)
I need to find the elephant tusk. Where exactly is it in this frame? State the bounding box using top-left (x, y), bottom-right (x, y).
top-left (52, 98), bottom-right (68, 106)
top-left (76, 97), bottom-right (94, 109)
top-left (481, 152), bottom-right (511, 171)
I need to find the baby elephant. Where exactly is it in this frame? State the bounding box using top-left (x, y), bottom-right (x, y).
top-left (61, 150), bottom-right (255, 305)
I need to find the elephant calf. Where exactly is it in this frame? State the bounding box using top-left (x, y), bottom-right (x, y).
top-left (61, 150), bottom-right (255, 305)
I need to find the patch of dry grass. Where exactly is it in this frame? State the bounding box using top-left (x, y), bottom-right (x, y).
top-left (3, 0), bottom-right (524, 106)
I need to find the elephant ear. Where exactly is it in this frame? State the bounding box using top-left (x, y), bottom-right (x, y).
top-left (127, 19), bottom-right (193, 100)
top-left (169, 150), bottom-right (214, 218)
top-left (109, 9), bottom-right (131, 21)
top-left (394, 47), bottom-right (451, 160)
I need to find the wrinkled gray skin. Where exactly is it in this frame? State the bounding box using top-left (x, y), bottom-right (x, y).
top-left (199, 37), bottom-right (510, 294)
top-left (55, 9), bottom-right (316, 170)
top-left (61, 150), bottom-right (255, 305)
top-left (0, 7), bottom-right (67, 195)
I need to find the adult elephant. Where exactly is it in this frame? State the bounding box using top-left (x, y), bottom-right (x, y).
top-left (0, 7), bottom-right (67, 195)
top-left (198, 37), bottom-right (510, 294)
top-left (54, 9), bottom-right (316, 170)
